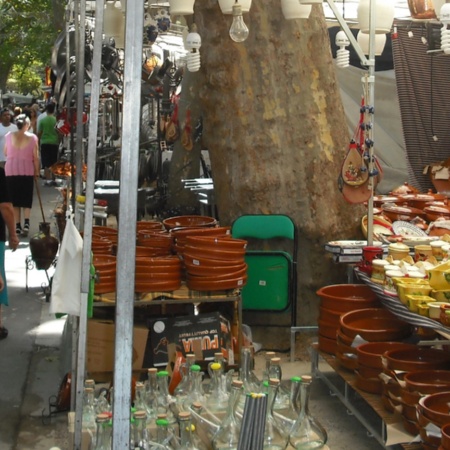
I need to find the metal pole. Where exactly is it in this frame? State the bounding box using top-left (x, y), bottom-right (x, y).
top-left (75, 0), bottom-right (86, 227)
top-left (112, 0), bottom-right (143, 447)
top-left (73, 0), bottom-right (105, 448)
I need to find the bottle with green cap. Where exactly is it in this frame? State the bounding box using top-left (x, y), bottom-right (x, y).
top-left (156, 371), bottom-right (176, 424)
top-left (153, 417), bottom-right (176, 450)
top-left (174, 354), bottom-right (196, 404)
top-left (183, 365), bottom-right (206, 410)
top-left (91, 413), bottom-right (112, 450)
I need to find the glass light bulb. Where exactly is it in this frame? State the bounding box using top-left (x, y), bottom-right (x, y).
top-left (229, 3), bottom-right (249, 43)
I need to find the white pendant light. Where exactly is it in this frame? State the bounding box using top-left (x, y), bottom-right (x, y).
top-left (185, 24), bottom-right (202, 72)
top-left (357, 0), bottom-right (395, 34)
top-left (335, 30), bottom-right (350, 68)
top-left (357, 30), bottom-right (387, 56)
top-left (104, 1), bottom-right (125, 48)
top-left (281, 0), bottom-right (312, 20)
top-left (168, 0), bottom-right (195, 16)
top-left (440, 3), bottom-right (450, 54)
top-left (218, 0), bottom-right (251, 15)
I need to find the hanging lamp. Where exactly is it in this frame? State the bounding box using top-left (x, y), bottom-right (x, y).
top-left (440, 3), bottom-right (450, 54)
top-left (168, 0), bottom-right (195, 16)
top-left (229, 1), bottom-right (249, 42)
top-left (281, 0), bottom-right (312, 20)
top-left (185, 24), bottom-right (202, 72)
top-left (357, 0), bottom-right (395, 34)
top-left (218, 0), bottom-right (251, 15)
top-left (357, 31), bottom-right (387, 56)
top-left (335, 30), bottom-right (350, 68)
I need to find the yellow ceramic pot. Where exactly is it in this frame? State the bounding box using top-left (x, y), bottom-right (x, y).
top-left (427, 261), bottom-right (450, 290)
top-left (396, 281), bottom-right (432, 304)
top-left (431, 289), bottom-right (450, 303)
top-left (405, 294), bottom-right (434, 313)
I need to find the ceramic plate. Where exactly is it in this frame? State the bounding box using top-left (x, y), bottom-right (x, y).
top-left (392, 221), bottom-right (427, 237)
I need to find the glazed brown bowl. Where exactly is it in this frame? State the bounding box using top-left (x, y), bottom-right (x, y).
top-left (136, 220), bottom-right (164, 231)
top-left (339, 308), bottom-right (413, 342)
top-left (135, 256), bottom-right (181, 266)
top-left (404, 370), bottom-right (450, 395)
top-left (318, 334), bottom-right (336, 355)
top-left (135, 245), bottom-right (170, 257)
top-left (420, 427), bottom-right (442, 448)
top-left (424, 205), bottom-right (450, 222)
top-left (401, 401), bottom-right (419, 422)
top-left (319, 306), bottom-right (343, 326)
top-left (384, 348), bottom-right (450, 372)
top-left (335, 351), bottom-right (358, 371)
top-left (316, 284), bottom-right (379, 313)
top-left (401, 416), bottom-right (420, 437)
top-left (163, 215), bottom-right (217, 230)
top-left (399, 386), bottom-right (422, 406)
top-left (93, 254), bottom-right (116, 271)
top-left (381, 204), bottom-right (427, 222)
top-left (183, 253), bottom-right (244, 268)
top-left (356, 342), bottom-right (417, 370)
top-left (354, 371), bottom-right (382, 395)
top-left (185, 235), bottom-right (247, 250)
top-left (186, 265), bottom-right (248, 282)
top-left (187, 275), bottom-right (247, 291)
top-left (318, 320), bottom-right (338, 340)
top-left (171, 226), bottom-right (231, 241)
top-left (441, 422), bottom-right (450, 449)
top-left (373, 195), bottom-right (403, 207)
top-left (406, 194), bottom-right (439, 210)
top-left (356, 363), bottom-right (382, 380)
top-left (184, 261), bottom-right (246, 277)
top-left (336, 329), bottom-right (354, 347)
top-left (183, 245), bottom-right (246, 261)
top-left (419, 392), bottom-right (450, 427)
top-left (336, 334), bottom-right (357, 356)
top-left (135, 272), bottom-right (181, 283)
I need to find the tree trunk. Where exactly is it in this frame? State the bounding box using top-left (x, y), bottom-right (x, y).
top-left (170, 1), bottom-right (365, 326)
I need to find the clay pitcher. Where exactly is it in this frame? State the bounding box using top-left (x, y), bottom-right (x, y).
top-left (29, 222), bottom-right (59, 270)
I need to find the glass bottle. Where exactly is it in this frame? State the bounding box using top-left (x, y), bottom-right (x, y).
top-left (183, 365), bottom-right (206, 410)
top-left (262, 378), bottom-right (289, 448)
top-left (91, 412), bottom-right (112, 450)
top-left (135, 381), bottom-right (155, 422)
top-left (156, 371), bottom-right (176, 423)
top-left (189, 401), bottom-right (221, 448)
top-left (289, 375), bottom-right (328, 450)
top-left (268, 357), bottom-right (289, 411)
top-left (206, 353), bottom-right (225, 394)
top-left (175, 354), bottom-right (196, 403)
top-left (132, 410), bottom-right (149, 450)
top-left (240, 346), bottom-right (260, 394)
top-left (178, 411), bottom-right (204, 450)
top-left (263, 352), bottom-right (276, 383)
top-left (96, 390), bottom-right (111, 415)
top-left (154, 418), bottom-right (176, 449)
top-left (205, 362), bottom-right (229, 413)
top-left (212, 380), bottom-right (244, 450)
top-left (83, 387), bottom-right (97, 434)
top-left (273, 376), bottom-right (302, 431)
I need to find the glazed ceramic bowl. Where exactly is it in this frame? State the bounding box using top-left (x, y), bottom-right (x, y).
top-left (384, 348), bottom-right (450, 372)
top-left (184, 261), bottom-right (247, 277)
top-left (354, 371), bottom-right (382, 395)
top-left (355, 363), bottom-right (381, 379)
top-left (403, 370), bottom-right (450, 395)
top-left (335, 351), bottom-right (358, 371)
top-left (406, 194), bottom-right (440, 210)
top-left (93, 254), bottom-right (116, 272)
top-left (187, 265), bottom-right (248, 282)
top-left (381, 204), bottom-right (426, 222)
top-left (356, 342), bottom-right (417, 370)
top-left (373, 195), bottom-right (402, 207)
top-left (183, 253), bottom-right (244, 268)
top-left (187, 275), bottom-right (247, 291)
top-left (183, 245), bottom-right (246, 261)
top-left (318, 320), bottom-right (338, 340)
top-left (163, 215), bottom-right (217, 230)
top-left (318, 334), bottom-right (337, 355)
top-left (316, 284), bottom-right (379, 312)
top-left (339, 308), bottom-right (413, 342)
top-left (136, 220), bottom-right (164, 231)
top-left (185, 235), bottom-right (247, 250)
top-left (428, 261), bottom-right (450, 290)
top-left (419, 392), bottom-right (450, 427)
top-left (318, 306), bottom-right (343, 326)
top-left (424, 205), bottom-right (450, 222)
top-left (441, 423), bottom-right (450, 449)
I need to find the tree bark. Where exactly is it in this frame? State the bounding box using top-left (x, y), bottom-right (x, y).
top-left (170, 1), bottom-right (365, 325)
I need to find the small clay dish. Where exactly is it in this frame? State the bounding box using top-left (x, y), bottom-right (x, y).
top-left (420, 392), bottom-right (450, 426)
top-left (441, 423), bottom-right (450, 449)
top-left (183, 253), bottom-right (243, 268)
top-left (356, 342), bottom-right (417, 370)
top-left (316, 284), bottom-right (379, 312)
top-left (401, 416), bottom-right (420, 436)
top-left (356, 363), bottom-right (381, 380)
top-left (384, 348), bottom-right (450, 372)
top-left (399, 386), bottom-right (421, 407)
top-left (318, 306), bottom-right (343, 326)
top-left (136, 220), bottom-right (164, 231)
top-left (318, 320), bottom-right (338, 340)
top-left (186, 265), bottom-right (247, 282)
top-left (183, 245), bottom-right (246, 261)
top-left (335, 351), bottom-right (358, 371)
top-left (184, 261), bottom-right (246, 277)
top-left (401, 401), bottom-right (419, 422)
top-left (404, 370), bottom-right (450, 395)
top-left (354, 371), bottom-right (382, 395)
top-left (339, 308), bottom-right (413, 342)
top-left (187, 275), bottom-right (247, 291)
top-left (336, 329), bottom-right (354, 347)
top-left (163, 215), bottom-right (217, 230)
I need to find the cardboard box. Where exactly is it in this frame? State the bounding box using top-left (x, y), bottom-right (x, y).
top-left (86, 319), bottom-right (151, 380)
top-left (147, 312), bottom-right (234, 368)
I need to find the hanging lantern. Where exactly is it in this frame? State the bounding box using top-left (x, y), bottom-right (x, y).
top-left (357, 0), bottom-right (395, 34)
top-left (357, 31), bottom-right (387, 56)
top-left (104, 1), bottom-right (125, 48)
top-left (281, 0), bottom-right (312, 20)
top-left (168, 0), bottom-right (195, 16)
top-left (218, 0), bottom-right (251, 15)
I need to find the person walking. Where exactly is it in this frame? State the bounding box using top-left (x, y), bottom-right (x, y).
top-left (37, 103), bottom-right (59, 186)
top-left (0, 107), bottom-right (18, 168)
top-left (4, 114), bottom-right (40, 237)
top-left (0, 166), bottom-right (19, 339)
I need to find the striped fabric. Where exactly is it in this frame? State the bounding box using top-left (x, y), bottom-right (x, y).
top-left (355, 268), bottom-right (450, 334)
top-left (391, 19), bottom-right (450, 192)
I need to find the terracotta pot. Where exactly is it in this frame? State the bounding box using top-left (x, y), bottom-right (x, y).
top-left (406, 194), bottom-right (438, 210)
top-left (381, 204), bottom-right (426, 222)
top-left (29, 222), bottom-right (59, 270)
top-left (373, 195), bottom-right (403, 207)
top-left (356, 363), bottom-right (381, 380)
top-left (318, 320), bottom-right (338, 340)
top-left (136, 220), bottom-right (164, 232)
top-left (184, 261), bottom-right (246, 277)
top-left (354, 371), bottom-right (382, 395)
top-left (335, 351), bottom-right (358, 371)
top-left (183, 244), bottom-right (246, 261)
top-left (163, 215), bottom-right (217, 230)
top-left (441, 423), bottom-right (450, 449)
top-left (318, 334), bottom-right (336, 355)
top-left (356, 342), bottom-right (417, 370)
top-left (187, 275), bottom-right (247, 291)
top-left (135, 245), bottom-right (170, 257)
top-left (185, 235), bottom-right (247, 250)
top-left (135, 272), bottom-right (181, 283)
top-left (403, 370), bottom-right (450, 395)
top-left (183, 253), bottom-right (244, 268)
top-left (318, 306), bottom-right (343, 326)
top-left (419, 392), bottom-right (450, 427)
top-left (186, 265), bottom-right (247, 282)
top-left (424, 205), bottom-right (450, 222)
top-left (316, 284), bottom-right (379, 312)
top-left (384, 348), bottom-right (450, 372)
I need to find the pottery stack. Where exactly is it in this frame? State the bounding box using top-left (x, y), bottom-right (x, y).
top-left (316, 284), bottom-right (380, 356)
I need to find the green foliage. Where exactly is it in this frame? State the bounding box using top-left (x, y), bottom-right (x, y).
top-left (0, 0), bottom-right (64, 94)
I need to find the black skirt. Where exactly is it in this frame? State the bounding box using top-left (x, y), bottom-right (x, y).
top-left (6, 175), bottom-right (34, 208)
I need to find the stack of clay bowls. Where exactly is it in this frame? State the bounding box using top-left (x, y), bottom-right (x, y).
top-left (182, 235), bottom-right (248, 291)
top-left (337, 308), bottom-right (413, 373)
top-left (162, 215), bottom-right (218, 231)
top-left (136, 220), bottom-right (164, 233)
top-left (401, 370), bottom-right (450, 443)
top-left (355, 342), bottom-right (416, 395)
top-left (441, 424), bottom-right (450, 450)
top-left (171, 226), bottom-right (231, 255)
top-left (136, 229), bottom-right (173, 256)
top-left (93, 254), bottom-right (117, 295)
top-left (418, 392), bottom-right (450, 449)
top-left (382, 347), bottom-right (450, 436)
top-left (316, 284), bottom-right (380, 356)
top-left (134, 256), bottom-right (182, 293)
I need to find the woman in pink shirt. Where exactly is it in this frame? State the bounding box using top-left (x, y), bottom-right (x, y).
top-left (4, 114), bottom-right (40, 237)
